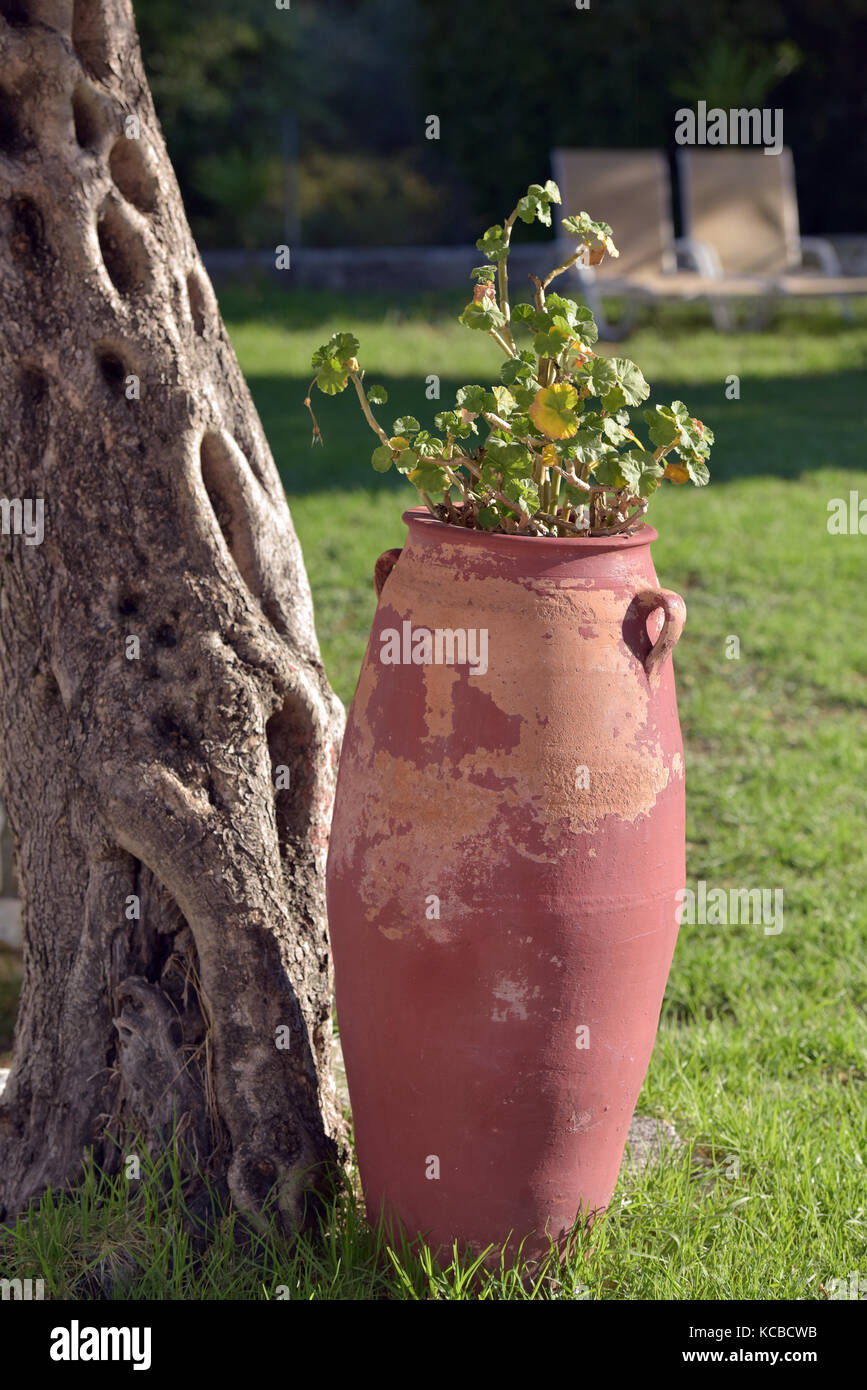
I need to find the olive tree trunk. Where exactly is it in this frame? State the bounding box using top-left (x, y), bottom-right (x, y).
top-left (0, 0), bottom-right (346, 1227)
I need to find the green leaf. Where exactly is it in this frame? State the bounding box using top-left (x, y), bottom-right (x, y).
top-left (516, 193), bottom-right (541, 224)
top-left (543, 293), bottom-right (581, 327)
top-left (565, 428), bottom-right (617, 473)
top-left (500, 352), bottom-right (536, 386)
top-left (483, 437), bottom-right (533, 476)
top-left (331, 331), bottom-right (359, 361)
top-left (644, 404), bottom-right (682, 449)
top-left (526, 306), bottom-right (556, 332)
top-left (575, 411), bottom-right (605, 431)
top-left (508, 412), bottom-right (533, 436)
top-left (603, 358), bottom-right (650, 410)
top-left (533, 325), bottom-right (572, 358)
top-left (561, 211), bottom-right (619, 259)
top-left (392, 416), bottom-right (420, 436)
top-left (644, 402), bottom-right (713, 463)
top-left (394, 449), bottom-right (420, 474)
top-left (311, 342), bottom-right (333, 370)
top-left (434, 409), bottom-right (460, 433)
top-left (434, 408), bottom-right (476, 439)
top-left (412, 431), bottom-right (445, 459)
top-left (491, 385), bottom-right (516, 417)
top-left (456, 385), bottom-right (494, 415)
top-left (315, 357), bottom-right (349, 395)
top-left (476, 224), bottom-right (509, 262)
top-left (482, 443), bottom-right (539, 512)
top-left (684, 456), bottom-right (710, 486)
top-left (371, 445), bottom-right (393, 473)
top-left (514, 181), bottom-right (560, 228)
top-left (311, 330), bottom-right (360, 371)
top-left (366, 383), bottom-right (388, 405)
top-left (585, 358), bottom-right (619, 397)
top-left (471, 265), bottom-right (497, 283)
top-left (407, 460), bottom-right (448, 492)
top-left (592, 455), bottom-right (626, 487)
top-left (503, 475), bottom-right (539, 510)
top-left (512, 385), bottom-right (539, 412)
top-left (569, 306), bottom-right (600, 346)
top-left (618, 451), bottom-right (665, 497)
top-left (459, 299), bottom-right (507, 332)
top-left (679, 414), bottom-right (714, 456)
top-left (603, 417), bottom-right (643, 449)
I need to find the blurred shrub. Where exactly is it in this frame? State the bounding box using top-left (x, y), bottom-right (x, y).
top-left (134, 0), bottom-right (867, 247)
top-left (670, 37), bottom-right (803, 110)
top-left (298, 151), bottom-right (457, 247)
top-left (190, 150), bottom-right (283, 251)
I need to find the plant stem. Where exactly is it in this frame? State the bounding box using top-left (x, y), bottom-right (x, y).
top-left (542, 246), bottom-right (586, 291)
top-left (461, 457), bottom-right (527, 520)
top-left (528, 276), bottom-right (558, 386)
top-left (482, 412), bottom-right (513, 433)
top-left (550, 463), bottom-right (592, 492)
top-left (589, 504), bottom-right (647, 536)
top-left (441, 462), bottom-right (468, 497)
top-left (348, 371), bottom-right (390, 446)
top-left (496, 208), bottom-right (520, 353)
top-left (303, 378), bottom-right (324, 444)
top-left (536, 510), bottom-right (584, 535)
top-left (490, 329), bottom-right (517, 358)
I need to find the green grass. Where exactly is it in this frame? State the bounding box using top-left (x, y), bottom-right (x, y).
top-left (2, 287), bottom-right (866, 1299)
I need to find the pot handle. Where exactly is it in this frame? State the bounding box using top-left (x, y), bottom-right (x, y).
top-left (636, 588), bottom-right (687, 688)
top-left (374, 548), bottom-right (403, 597)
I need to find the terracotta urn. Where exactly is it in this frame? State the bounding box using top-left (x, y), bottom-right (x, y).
top-left (326, 508), bottom-right (687, 1261)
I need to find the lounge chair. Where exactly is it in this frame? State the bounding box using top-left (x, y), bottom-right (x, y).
top-left (677, 148), bottom-right (867, 322)
top-left (551, 147), bottom-right (771, 337)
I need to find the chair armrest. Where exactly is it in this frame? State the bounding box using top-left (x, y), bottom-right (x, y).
top-left (799, 237), bottom-right (843, 275)
top-left (673, 237), bottom-right (723, 277)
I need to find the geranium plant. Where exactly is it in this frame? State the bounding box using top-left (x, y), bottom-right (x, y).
top-left (306, 181), bottom-right (713, 536)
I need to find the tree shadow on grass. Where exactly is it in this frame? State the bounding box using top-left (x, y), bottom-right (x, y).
top-left (218, 278), bottom-right (468, 333)
top-left (245, 369), bottom-right (867, 497)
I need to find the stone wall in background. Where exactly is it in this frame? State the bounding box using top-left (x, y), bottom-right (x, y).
top-left (202, 235), bottom-right (867, 292)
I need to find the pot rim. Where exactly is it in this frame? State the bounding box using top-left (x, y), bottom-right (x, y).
top-left (402, 508), bottom-right (658, 552)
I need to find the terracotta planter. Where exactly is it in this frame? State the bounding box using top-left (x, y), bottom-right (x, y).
top-left (326, 508), bottom-right (687, 1261)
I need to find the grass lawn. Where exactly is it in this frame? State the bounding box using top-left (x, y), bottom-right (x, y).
top-left (2, 286), bottom-right (865, 1299)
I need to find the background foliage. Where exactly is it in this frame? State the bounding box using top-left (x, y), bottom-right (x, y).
top-left (134, 0), bottom-right (867, 249)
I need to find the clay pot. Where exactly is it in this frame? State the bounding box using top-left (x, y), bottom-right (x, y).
top-left (326, 509), bottom-right (686, 1261)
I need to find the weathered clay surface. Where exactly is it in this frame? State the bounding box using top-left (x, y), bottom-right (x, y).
top-left (326, 511), bottom-right (687, 1260)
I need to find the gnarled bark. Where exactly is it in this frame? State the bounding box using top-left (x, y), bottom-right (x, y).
top-left (0, 0), bottom-right (346, 1227)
